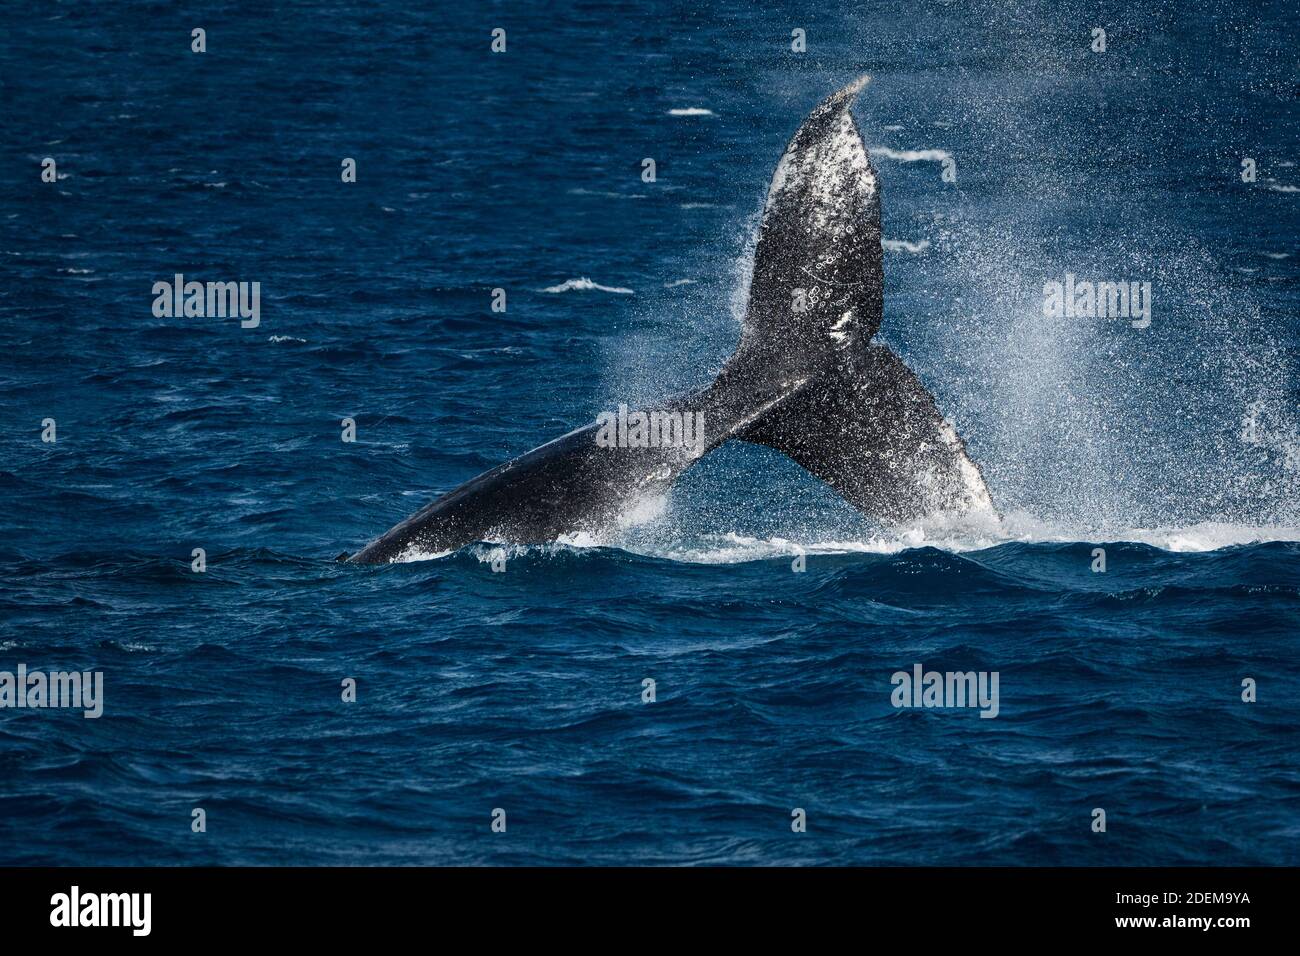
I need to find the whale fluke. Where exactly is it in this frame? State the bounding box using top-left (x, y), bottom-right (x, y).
top-left (739, 343), bottom-right (995, 522)
top-left (347, 77), bottom-right (994, 564)
top-left (728, 76), bottom-right (994, 521)
top-left (738, 74), bottom-right (883, 375)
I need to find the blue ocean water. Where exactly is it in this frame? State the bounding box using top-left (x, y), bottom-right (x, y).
top-left (1, 1), bottom-right (1298, 865)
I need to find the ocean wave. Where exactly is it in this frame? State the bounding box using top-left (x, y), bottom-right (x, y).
top-left (540, 277), bottom-right (634, 294)
top-left (667, 107), bottom-right (714, 116)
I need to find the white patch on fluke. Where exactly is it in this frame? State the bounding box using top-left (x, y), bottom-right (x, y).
top-left (829, 311), bottom-right (854, 344)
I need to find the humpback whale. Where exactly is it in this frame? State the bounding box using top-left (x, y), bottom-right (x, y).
top-left (348, 76), bottom-right (994, 564)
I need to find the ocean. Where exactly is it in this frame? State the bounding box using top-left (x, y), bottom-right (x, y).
top-left (1, 0), bottom-right (1297, 865)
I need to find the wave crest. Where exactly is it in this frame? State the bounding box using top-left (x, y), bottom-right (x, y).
top-left (540, 277), bottom-right (634, 294)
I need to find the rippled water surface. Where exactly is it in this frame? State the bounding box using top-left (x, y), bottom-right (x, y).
top-left (1, 1), bottom-right (1297, 864)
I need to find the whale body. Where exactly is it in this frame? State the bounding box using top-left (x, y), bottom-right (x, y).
top-left (348, 77), bottom-right (994, 564)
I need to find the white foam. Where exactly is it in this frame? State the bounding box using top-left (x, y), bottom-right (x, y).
top-left (392, 543), bottom-right (454, 564)
top-left (540, 277), bottom-right (635, 294)
top-left (668, 107), bottom-right (714, 116)
top-left (378, 512), bottom-right (1299, 565)
top-left (642, 516), bottom-right (1300, 564)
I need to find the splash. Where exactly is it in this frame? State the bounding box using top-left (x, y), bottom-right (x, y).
top-left (380, 510), bottom-right (1300, 566)
top-left (589, 79), bottom-right (1300, 560)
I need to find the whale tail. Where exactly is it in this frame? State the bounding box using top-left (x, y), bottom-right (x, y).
top-left (347, 77), bottom-right (993, 563)
top-left (718, 76), bottom-right (995, 523)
